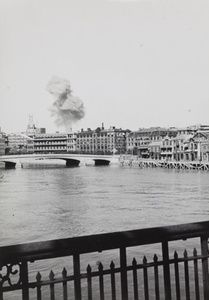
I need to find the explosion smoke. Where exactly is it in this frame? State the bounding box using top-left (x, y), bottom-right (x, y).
top-left (47, 76), bottom-right (85, 131)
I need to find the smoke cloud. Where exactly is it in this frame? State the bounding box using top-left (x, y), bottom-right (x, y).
top-left (47, 76), bottom-right (85, 131)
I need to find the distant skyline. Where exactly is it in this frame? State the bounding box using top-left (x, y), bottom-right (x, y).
top-left (1, 0), bottom-right (209, 134)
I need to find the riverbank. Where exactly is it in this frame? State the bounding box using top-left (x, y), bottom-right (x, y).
top-left (119, 156), bottom-right (209, 171)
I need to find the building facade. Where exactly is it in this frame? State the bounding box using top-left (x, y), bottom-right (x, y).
top-left (6, 133), bottom-right (29, 154)
top-left (33, 133), bottom-right (68, 154)
top-left (2, 122), bottom-right (209, 161)
top-left (126, 127), bottom-right (177, 158)
top-left (0, 130), bottom-right (6, 156)
top-left (76, 126), bottom-right (127, 155)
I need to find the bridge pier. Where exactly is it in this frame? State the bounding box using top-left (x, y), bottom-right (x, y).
top-left (65, 159), bottom-right (80, 167)
top-left (94, 159), bottom-right (110, 166)
top-left (5, 161), bottom-right (16, 169)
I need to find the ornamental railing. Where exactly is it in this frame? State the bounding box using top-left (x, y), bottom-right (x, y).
top-left (0, 221), bottom-right (209, 300)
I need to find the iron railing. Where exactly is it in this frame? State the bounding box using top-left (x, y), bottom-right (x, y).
top-left (0, 221), bottom-right (209, 300)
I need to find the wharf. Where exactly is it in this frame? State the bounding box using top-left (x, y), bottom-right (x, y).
top-left (119, 156), bottom-right (209, 171)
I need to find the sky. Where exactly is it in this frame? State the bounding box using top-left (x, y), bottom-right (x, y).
top-left (0, 0), bottom-right (209, 134)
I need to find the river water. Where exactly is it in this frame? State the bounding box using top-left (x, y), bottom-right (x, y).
top-left (0, 162), bottom-right (208, 299)
top-left (0, 163), bottom-right (208, 246)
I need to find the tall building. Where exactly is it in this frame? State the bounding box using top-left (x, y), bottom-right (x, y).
top-left (26, 115), bottom-right (36, 137)
top-left (25, 115), bottom-right (46, 153)
top-left (26, 115), bottom-right (46, 136)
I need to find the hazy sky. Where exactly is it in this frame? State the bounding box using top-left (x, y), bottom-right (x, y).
top-left (0, 0), bottom-right (209, 133)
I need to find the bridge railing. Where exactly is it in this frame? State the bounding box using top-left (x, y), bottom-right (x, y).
top-left (0, 221), bottom-right (209, 300)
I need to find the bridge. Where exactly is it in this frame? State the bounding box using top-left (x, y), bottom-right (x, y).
top-left (0, 154), bottom-right (120, 169)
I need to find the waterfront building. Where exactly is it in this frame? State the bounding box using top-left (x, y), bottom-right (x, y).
top-left (160, 134), bottom-right (193, 161)
top-left (2, 117), bottom-right (209, 160)
top-left (197, 128), bottom-right (209, 161)
top-left (76, 125), bottom-right (127, 155)
top-left (181, 134), bottom-right (196, 161)
top-left (76, 128), bottom-right (96, 154)
top-left (6, 133), bottom-right (29, 154)
top-left (153, 125), bottom-right (209, 162)
top-left (125, 131), bottom-right (138, 155)
top-left (176, 124), bottom-right (206, 136)
top-left (126, 127), bottom-right (178, 157)
top-left (4, 125), bottom-right (127, 156)
top-left (26, 137), bottom-right (34, 154)
top-left (160, 137), bottom-right (173, 161)
top-left (148, 141), bottom-right (162, 160)
top-left (33, 133), bottom-right (68, 154)
top-left (137, 136), bottom-right (150, 158)
top-left (23, 131), bottom-right (77, 155)
top-left (160, 135), bottom-right (187, 161)
top-left (160, 131), bottom-right (209, 162)
top-left (190, 131), bottom-right (209, 161)
top-left (25, 115), bottom-right (46, 136)
top-left (25, 115), bottom-right (46, 153)
top-left (201, 136), bottom-right (209, 161)
top-left (67, 132), bottom-right (77, 153)
top-left (0, 130), bottom-right (6, 155)
top-left (26, 115), bottom-right (37, 137)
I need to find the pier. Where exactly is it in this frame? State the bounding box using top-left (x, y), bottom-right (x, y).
top-left (120, 156), bottom-right (209, 171)
top-left (0, 221), bottom-right (209, 300)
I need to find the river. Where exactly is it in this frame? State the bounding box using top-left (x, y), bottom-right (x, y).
top-left (0, 162), bottom-right (208, 299)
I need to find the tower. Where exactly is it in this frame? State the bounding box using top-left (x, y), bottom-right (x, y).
top-left (26, 115), bottom-right (36, 136)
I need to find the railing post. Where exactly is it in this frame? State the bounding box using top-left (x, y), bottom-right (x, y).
top-left (21, 261), bottom-right (29, 300)
top-left (73, 253), bottom-right (82, 300)
top-left (201, 236), bottom-right (209, 300)
top-left (162, 241), bottom-right (172, 300)
top-left (0, 281), bottom-right (3, 300)
top-left (120, 247), bottom-right (128, 300)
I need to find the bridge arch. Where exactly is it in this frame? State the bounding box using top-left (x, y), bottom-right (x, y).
top-left (61, 158), bottom-right (80, 167)
top-left (94, 159), bottom-right (110, 166)
top-left (4, 161), bottom-right (16, 169)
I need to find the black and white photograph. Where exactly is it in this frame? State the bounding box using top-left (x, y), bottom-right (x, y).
top-left (0, 0), bottom-right (209, 299)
